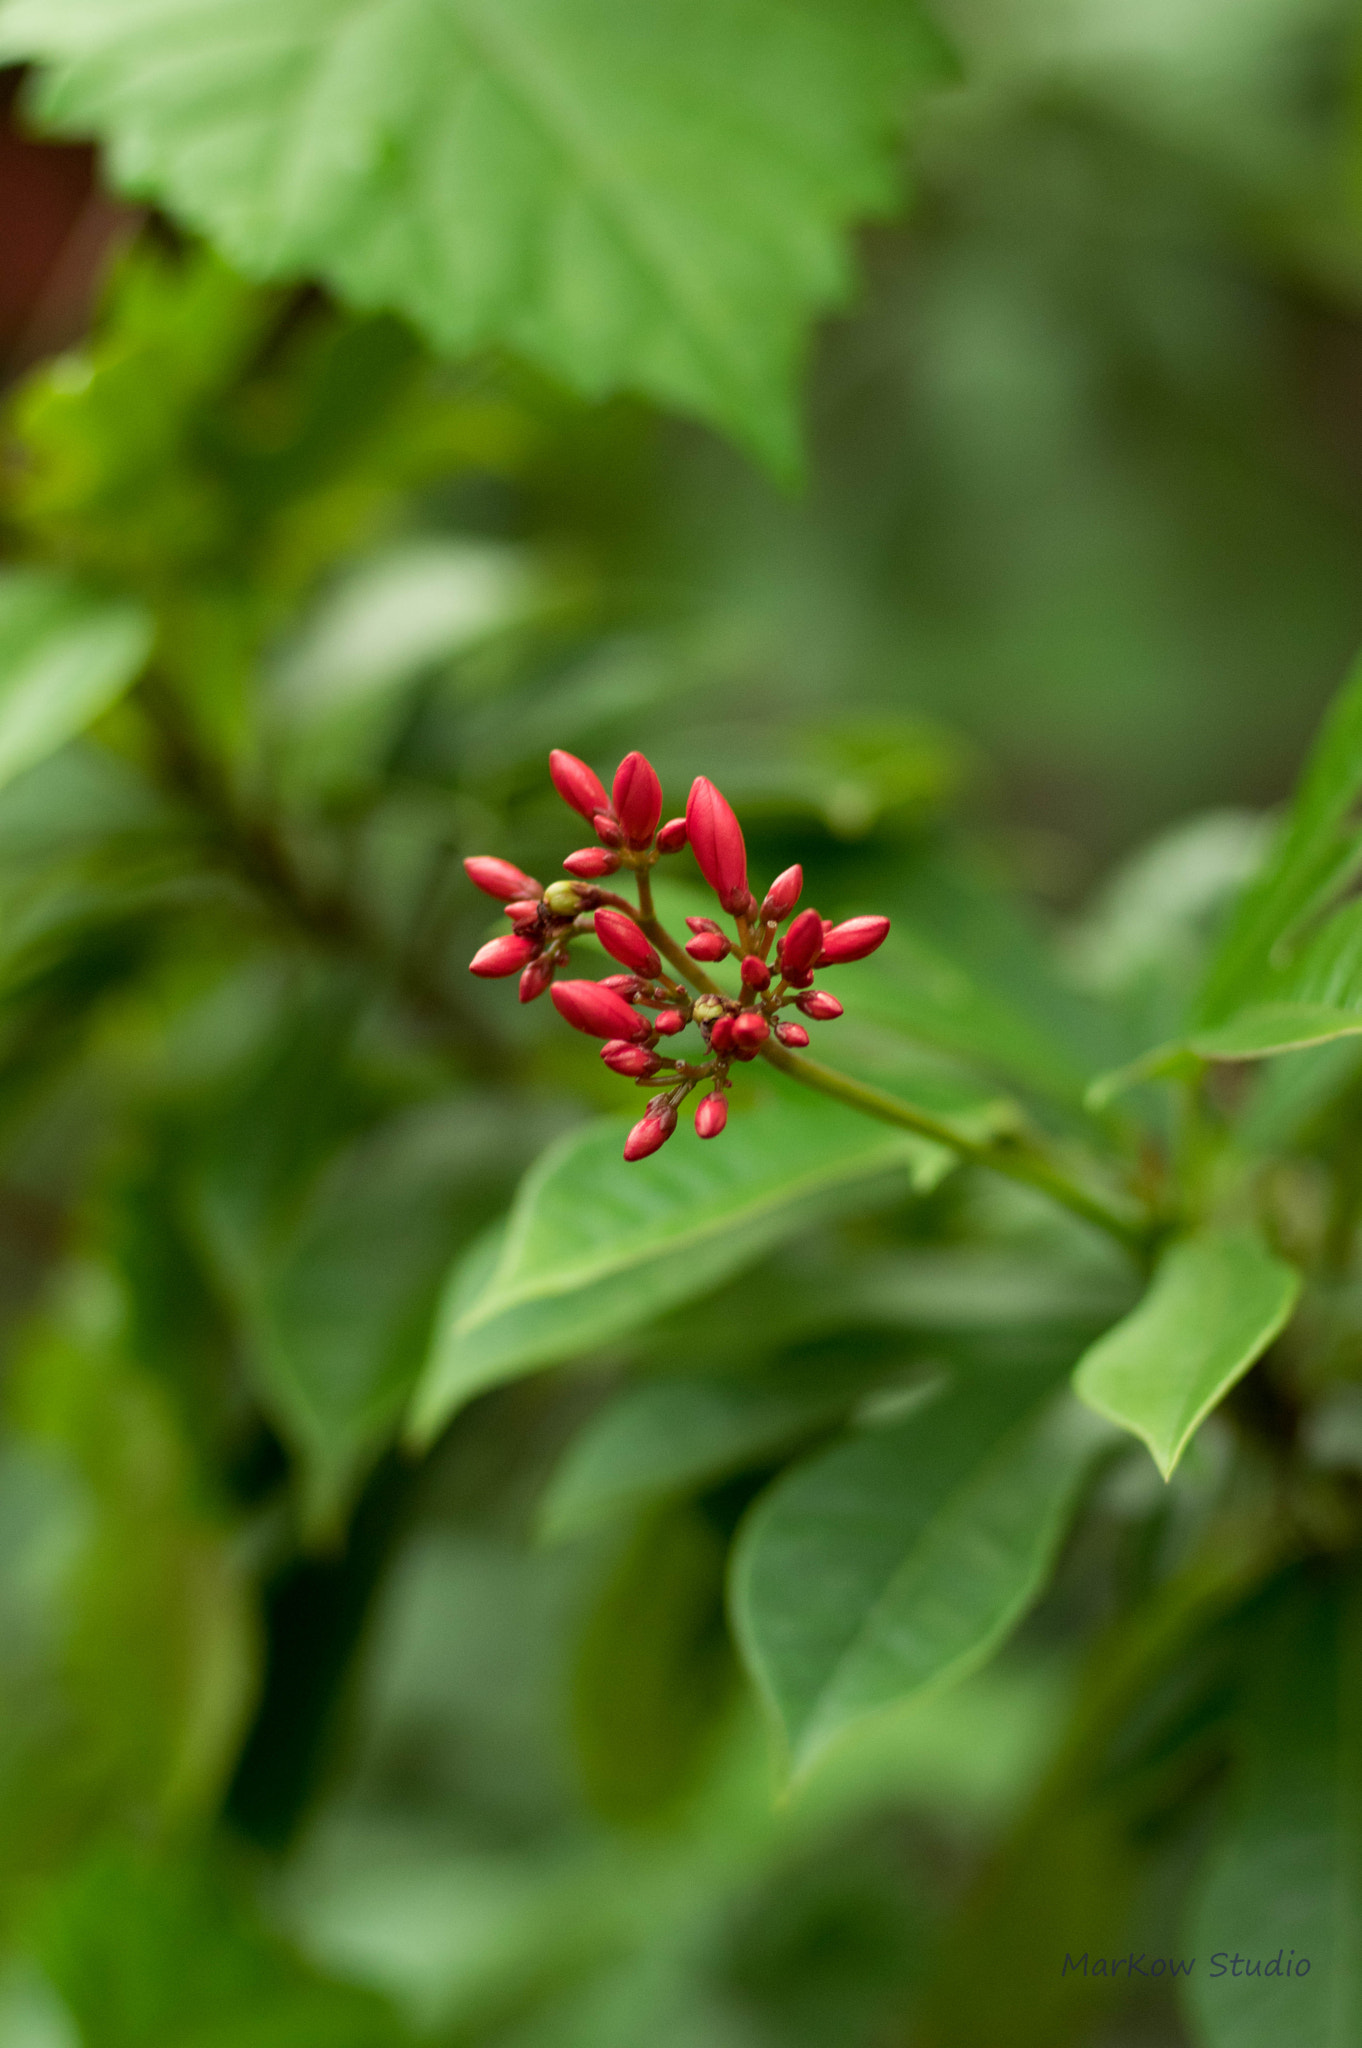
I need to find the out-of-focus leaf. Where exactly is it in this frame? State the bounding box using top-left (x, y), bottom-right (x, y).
top-left (0, 571), bottom-right (152, 791)
top-left (1188, 1572), bottom-right (1362, 2048)
top-left (407, 1075), bottom-right (953, 1445)
top-left (1, 0), bottom-right (946, 470)
top-left (1073, 1230), bottom-right (1299, 1480)
top-left (731, 1370), bottom-right (1107, 1776)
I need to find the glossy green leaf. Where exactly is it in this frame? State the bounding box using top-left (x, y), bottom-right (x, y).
top-left (0, 0), bottom-right (945, 470)
top-left (1073, 1230), bottom-right (1299, 1479)
top-left (1188, 1573), bottom-right (1362, 2048)
top-left (0, 571), bottom-right (152, 791)
top-left (731, 1371), bottom-right (1107, 1776)
top-left (407, 1076), bottom-right (951, 1446)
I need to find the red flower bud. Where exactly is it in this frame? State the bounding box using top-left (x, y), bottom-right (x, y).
top-left (685, 916), bottom-right (724, 935)
top-left (685, 931), bottom-right (731, 962)
top-left (654, 1009), bottom-right (685, 1035)
top-left (550, 749), bottom-right (609, 821)
top-left (778, 907), bottom-right (824, 977)
top-left (775, 1020), bottom-right (810, 1048)
top-left (657, 818), bottom-right (688, 854)
top-left (504, 899), bottom-right (543, 933)
top-left (685, 777), bottom-right (748, 913)
top-left (695, 1094), bottom-right (727, 1139)
top-left (599, 974), bottom-right (641, 997)
top-left (601, 1040), bottom-right (663, 1077)
top-left (760, 865), bottom-right (802, 922)
top-left (783, 967), bottom-right (815, 989)
top-left (564, 848), bottom-right (620, 879)
top-left (796, 991), bottom-right (844, 1021)
top-left (740, 955), bottom-right (771, 991)
top-left (624, 1104), bottom-right (677, 1160)
top-left (818, 915), bottom-right (891, 965)
top-left (732, 1011), bottom-right (769, 1051)
top-left (519, 955), bottom-right (557, 1003)
top-left (594, 908), bottom-right (661, 978)
top-left (709, 1015), bottom-right (736, 1054)
top-left (551, 979), bottom-right (650, 1040)
top-left (612, 752), bottom-right (663, 848)
top-left (593, 813), bottom-right (624, 847)
top-left (464, 856), bottom-right (543, 902)
top-left (470, 933), bottom-right (539, 978)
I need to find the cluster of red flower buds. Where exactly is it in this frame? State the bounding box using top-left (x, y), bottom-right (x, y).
top-left (466, 749), bottom-right (889, 1160)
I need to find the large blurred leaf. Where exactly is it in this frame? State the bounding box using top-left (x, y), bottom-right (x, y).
top-left (1188, 1572), bottom-right (1362, 2048)
top-left (1, 0), bottom-right (945, 469)
top-left (0, 572), bottom-right (152, 791)
top-left (1073, 1230), bottom-right (1299, 1480)
top-left (407, 1075), bottom-right (952, 1444)
top-left (731, 1370), bottom-right (1107, 1776)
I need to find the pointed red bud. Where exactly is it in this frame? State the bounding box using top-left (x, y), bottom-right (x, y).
top-left (819, 916), bottom-right (891, 965)
top-left (708, 1015), bottom-right (736, 1055)
top-left (519, 955), bottom-right (557, 1003)
top-left (685, 777), bottom-right (748, 913)
top-left (593, 813), bottom-right (624, 847)
top-left (657, 818), bottom-right (688, 854)
top-left (685, 916), bottom-right (724, 937)
top-left (470, 933), bottom-right (539, 978)
top-left (464, 856), bottom-right (543, 902)
top-left (760, 866), bottom-right (802, 922)
top-left (549, 749), bottom-right (609, 821)
top-left (563, 848), bottom-right (620, 879)
top-left (504, 899), bottom-right (543, 933)
top-left (594, 908), bottom-right (661, 978)
top-left (775, 1020), bottom-right (810, 1047)
top-left (599, 975), bottom-right (641, 997)
top-left (654, 1009), bottom-right (685, 1035)
top-left (686, 932), bottom-right (730, 962)
top-left (601, 1040), bottom-right (663, 1077)
top-left (796, 991), bottom-right (844, 1020)
top-left (695, 1094), bottom-right (727, 1139)
top-left (732, 1011), bottom-right (769, 1051)
top-left (612, 752), bottom-right (663, 848)
top-left (551, 979), bottom-right (650, 1040)
top-left (624, 1103), bottom-right (677, 1160)
top-left (740, 956), bottom-right (771, 991)
top-left (778, 907), bottom-right (824, 977)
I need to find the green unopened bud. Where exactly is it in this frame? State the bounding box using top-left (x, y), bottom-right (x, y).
top-left (543, 880), bottom-right (586, 916)
top-left (692, 994), bottom-right (726, 1023)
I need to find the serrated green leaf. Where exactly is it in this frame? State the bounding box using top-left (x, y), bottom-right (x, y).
top-left (0, 0), bottom-right (945, 470)
top-left (1188, 1573), bottom-right (1362, 2048)
top-left (0, 571), bottom-right (152, 791)
top-left (730, 1372), bottom-right (1107, 1777)
top-left (406, 1075), bottom-right (952, 1446)
top-left (1073, 1230), bottom-right (1299, 1479)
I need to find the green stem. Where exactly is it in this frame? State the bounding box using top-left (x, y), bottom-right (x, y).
top-left (634, 868), bottom-right (723, 997)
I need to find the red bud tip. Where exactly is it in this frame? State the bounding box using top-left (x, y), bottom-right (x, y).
top-left (594, 907), bottom-right (661, 978)
top-left (695, 1094), bottom-right (728, 1139)
top-left (592, 812), bottom-right (624, 847)
top-left (624, 1106), bottom-right (677, 1161)
top-left (551, 979), bottom-right (650, 1040)
top-left (818, 915), bottom-right (891, 965)
top-left (549, 749), bottom-right (610, 820)
top-left (740, 955), bottom-right (771, 991)
top-left (732, 1011), bottom-right (769, 1051)
top-left (775, 1020), bottom-right (810, 1047)
top-left (563, 848), bottom-right (620, 879)
top-left (464, 856), bottom-right (544, 902)
top-left (601, 1040), bottom-right (662, 1077)
top-left (612, 751), bottom-right (664, 848)
top-left (760, 865), bottom-right (803, 922)
top-left (654, 1009), bottom-right (685, 1035)
top-left (657, 817), bottom-right (688, 854)
top-left (599, 975), bottom-right (641, 996)
top-left (796, 991), bottom-right (844, 1021)
top-left (470, 933), bottom-right (539, 978)
top-left (708, 1015), bottom-right (736, 1054)
top-left (519, 955), bottom-right (557, 1003)
top-left (685, 916), bottom-right (724, 936)
top-left (685, 777), bottom-right (748, 913)
top-left (685, 932), bottom-right (730, 962)
top-left (778, 907), bottom-right (824, 977)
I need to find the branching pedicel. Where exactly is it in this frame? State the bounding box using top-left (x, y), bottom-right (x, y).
top-left (466, 750), bottom-right (889, 1159)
